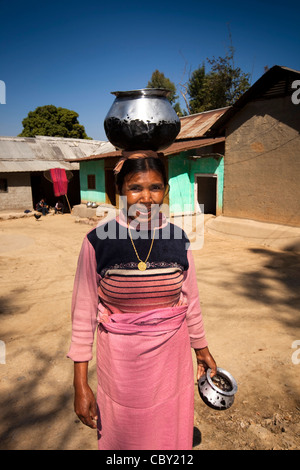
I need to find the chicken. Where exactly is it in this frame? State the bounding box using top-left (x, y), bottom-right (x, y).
top-left (34, 213), bottom-right (42, 220)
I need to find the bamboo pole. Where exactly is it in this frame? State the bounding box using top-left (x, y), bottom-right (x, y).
top-left (65, 193), bottom-right (72, 214)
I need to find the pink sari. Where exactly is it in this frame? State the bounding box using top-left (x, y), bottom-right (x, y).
top-left (96, 305), bottom-right (194, 450)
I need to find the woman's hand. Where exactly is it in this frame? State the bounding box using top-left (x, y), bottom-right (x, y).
top-left (73, 361), bottom-right (97, 429)
top-left (194, 347), bottom-right (217, 381)
top-left (74, 383), bottom-right (98, 429)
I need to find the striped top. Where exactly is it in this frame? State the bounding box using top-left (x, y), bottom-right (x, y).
top-left (87, 216), bottom-right (190, 315)
top-left (98, 268), bottom-right (184, 314)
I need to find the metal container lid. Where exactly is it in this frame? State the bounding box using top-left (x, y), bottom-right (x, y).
top-left (111, 88), bottom-right (171, 98)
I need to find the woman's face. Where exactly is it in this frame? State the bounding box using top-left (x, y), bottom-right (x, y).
top-left (121, 170), bottom-right (166, 222)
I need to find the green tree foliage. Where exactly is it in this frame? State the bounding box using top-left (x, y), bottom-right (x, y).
top-left (19, 105), bottom-right (91, 139)
top-left (147, 70), bottom-right (186, 116)
top-left (187, 64), bottom-right (206, 114)
top-left (187, 48), bottom-right (251, 113)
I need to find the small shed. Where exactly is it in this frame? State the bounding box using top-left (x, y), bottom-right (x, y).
top-left (210, 65), bottom-right (300, 227)
top-left (0, 136), bottom-right (112, 211)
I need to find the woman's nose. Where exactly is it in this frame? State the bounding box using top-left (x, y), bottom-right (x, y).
top-left (140, 189), bottom-right (152, 202)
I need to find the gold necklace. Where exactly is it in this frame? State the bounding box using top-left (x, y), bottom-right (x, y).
top-left (128, 225), bottom-right (156, 271)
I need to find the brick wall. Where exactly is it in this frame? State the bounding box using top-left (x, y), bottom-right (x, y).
top-left (0, 172), bottom-right (33, 210)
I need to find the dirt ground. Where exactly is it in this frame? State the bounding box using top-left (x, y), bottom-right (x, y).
top-left (0, 213), bottom-right (299, 450)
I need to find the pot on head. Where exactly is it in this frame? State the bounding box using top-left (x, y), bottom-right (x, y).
top-left (104, 88), bottom-right (181, 151)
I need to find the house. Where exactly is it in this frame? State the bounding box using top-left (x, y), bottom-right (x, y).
top-left (209, 65), bottom-right (300, 227)
top-left (74, 64), bottom-right (300, 224)
top-left (71, 107), bottom-right (229, 217)
top-left (0, 136), bottom-right (113, 211)
top-left (167, 108), bottom-right (228, 216)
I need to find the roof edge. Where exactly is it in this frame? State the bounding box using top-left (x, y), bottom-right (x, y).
top-left (69, 137), bottom-right (225, 162)
top-left (209, 65), bottom-right (300, 135)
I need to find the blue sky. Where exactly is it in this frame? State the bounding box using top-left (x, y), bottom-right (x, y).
top-left (0, 0), bottom-right (299, 141)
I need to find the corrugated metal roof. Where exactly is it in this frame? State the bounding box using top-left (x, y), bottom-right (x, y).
top-left (0, 160), bottom-right (79, 173)
top-left (164, 137), bottom-right (225, 155)
top-left (176, 107), bottom-right (230, 140)
top-left (89, 141), bottom-right (116, 155)
top-left (70, 137), bottom-right (225, 162)
top-left (0, 135), bottom-right (115, 172)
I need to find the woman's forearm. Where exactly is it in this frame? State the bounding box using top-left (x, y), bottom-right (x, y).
top-left (74, 361), bottom-right (89, 389)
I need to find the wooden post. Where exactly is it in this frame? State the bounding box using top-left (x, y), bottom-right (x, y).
top-left (65, 194), bottom-right (72, 213)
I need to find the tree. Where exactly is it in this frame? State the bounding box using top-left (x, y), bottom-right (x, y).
top-left (147, 70), bottom-right (186, 116)
top-left (186, 47), bottom-right (251, 114)
top-left (186, 64), bottom-right (206, 114)
top-left (19, 105), bottom-right (91, 139)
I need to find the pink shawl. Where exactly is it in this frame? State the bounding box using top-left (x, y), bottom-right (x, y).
top-left (96, 305), bottom-right (194, 450)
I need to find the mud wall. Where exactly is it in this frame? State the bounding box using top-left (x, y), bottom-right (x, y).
top-left (223, 96), bottom-right (300, 227)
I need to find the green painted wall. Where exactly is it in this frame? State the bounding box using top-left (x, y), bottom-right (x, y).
top-left (168, 152), bottom-right (224, 215)
top-left (168, 154), bottom-right (192, 214)
top-left (80, 160), bottom-right (106, 203)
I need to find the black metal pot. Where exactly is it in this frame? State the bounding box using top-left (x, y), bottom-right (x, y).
top-left (104, 88), bottom-right (181, 151)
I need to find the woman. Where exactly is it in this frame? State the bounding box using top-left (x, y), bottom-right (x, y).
top-left (67, 150), bottom-right (217, 450)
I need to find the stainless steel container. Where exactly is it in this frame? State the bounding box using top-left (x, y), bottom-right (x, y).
top-left (198, 367), bottom-right (238, 410)
top-left (104, 88), bottom-right (181, 151)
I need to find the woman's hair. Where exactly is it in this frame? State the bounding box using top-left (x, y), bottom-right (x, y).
top-left (116, 157), bottom-right (168, 194)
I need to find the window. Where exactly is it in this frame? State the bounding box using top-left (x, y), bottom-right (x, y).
top-left (87, 174), bottom-right (96, 190)
top-left (0, 178), bottom-right (8, 193)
